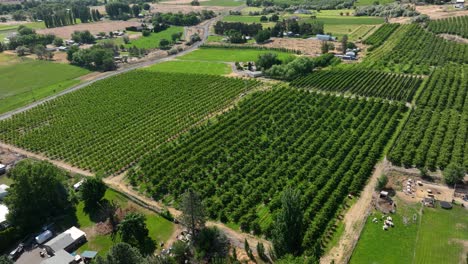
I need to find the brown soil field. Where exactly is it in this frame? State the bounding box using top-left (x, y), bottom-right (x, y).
top-left (160, 0), bottom-right (210, 4)
top-left (416, 5), bottom-right (468, 19)
top-left (37, 21), bottom-right (141, 39)
top-left (150, 3), bottom-right (228, 13)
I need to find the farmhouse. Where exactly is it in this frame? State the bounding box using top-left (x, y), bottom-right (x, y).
top-left (317, 34), bottom-right (336, 41)
top-left (44, 226), bottom-right (86, 255)
top-left (454, 0), bottom-right (464, 8)
top-left (294, 8), bottom-right (312, 14)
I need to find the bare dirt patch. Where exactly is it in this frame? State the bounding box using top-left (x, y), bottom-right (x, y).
top-left (160, 0), bottom-right (210, 4)
top-left (416, 5), bottom-right (468, 19)
top-left (150, 3), bottom-right (228, 13)
top-left (438, 33), bottom-right (468, 44)
top-left (321, 160), bottom-right (387, 264)
top-left (37, 21), bottom-right (141, 39)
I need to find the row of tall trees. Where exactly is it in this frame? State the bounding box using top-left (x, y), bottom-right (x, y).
top-left (34, 4), bottom-right (102, 28)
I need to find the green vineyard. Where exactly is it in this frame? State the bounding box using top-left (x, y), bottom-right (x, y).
top-left (363, 23), bottom-right (400, 51)
top-left (290, 69), bottom-right (422, 101)
top-left (427, 15), bottom-right (468, 39)
top-left (129, 88), bottom-right (405, 254)
top-left (0, 72), bottom-right (258, 174)
top-left (366, 24), bottom-right (468, 74)
top-left (389, 65), bottom-right (468, 171)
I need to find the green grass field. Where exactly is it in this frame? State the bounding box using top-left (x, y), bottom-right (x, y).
top-left (351, 199), bottom-right (468, 264)
top-left (76, 189), bottom-right (174, 256)
top-left (144, 60), bottom-right (232, 75)
top-left (125, 26), bottom-right (183, 49)
top-left (354, 0), bottom-right (395, 6)
top-left (0, 54), bottom-right (89, 114)
top-left (0, 21), bottom-right (45, 32)
top-left (207, 35), bottom-right (225, 42)
top-left (178, 47), bottom-right (296, 62)
top-left (201, 0), bottom-right (244, 6)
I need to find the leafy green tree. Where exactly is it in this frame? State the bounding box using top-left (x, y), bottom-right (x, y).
top-left (53, 37), bottom-right (63, 46)
top-left (94, 243), bottom-right (146, 264)
top-left (180, 189), bottom-right (205, 236)
top-left (443, 163), bottom-right (465, 185)
top-left (4, 160), bottom-right (69, 232)
top-left (159, 39), bottom-right (171, 49)
top-left (170, 240), bottom-right (190, 263)
top-left (0, 255), bottom-right (13, 264)
top-left (375, 174), bottom-right (388, 191)
top-left (226, 29), bottom-right (245, 44)
top-left (194, 227), bottom-right (229, 261)
top-left (119, 212), bottom-right (149, 247)
top-left (272, 188), bottom-right (303, 258)
top-left (254, 29), bottom-right (271, 44)
top-left (341, 34), bottom-right (348, 54)
top-left (256, 53), bottom-right (281, 71)
top-left (81, 176), bottom-right (107, 209)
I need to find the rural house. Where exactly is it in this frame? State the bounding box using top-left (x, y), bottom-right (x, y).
top-left (44, 226), bottom-right (86, 255)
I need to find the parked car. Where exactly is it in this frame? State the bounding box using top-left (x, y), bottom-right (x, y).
top-left (8, 243), bottom-right (24, 260)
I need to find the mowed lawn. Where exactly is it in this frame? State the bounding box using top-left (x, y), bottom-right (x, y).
top-left (178, 47), bottom-right (296, 62)
top-left (76, 189), bottom-right (175, 256)
top-left (0, 54), bottom-right (89, 114)
top-left (125, 26), bottom-right (183, 49)
top-left (350, 199), bottom-right (468, 264)
top-left (144, 60), bottom-right (232, 75)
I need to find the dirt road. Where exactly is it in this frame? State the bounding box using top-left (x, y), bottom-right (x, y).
top-left (320, 159), bottom-right (388, 264)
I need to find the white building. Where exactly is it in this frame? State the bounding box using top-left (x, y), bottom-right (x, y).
top-left (0, 204), bottom-right (8, 225)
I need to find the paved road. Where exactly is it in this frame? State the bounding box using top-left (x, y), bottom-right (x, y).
top-left (0, 16), bottom-right (215, 121)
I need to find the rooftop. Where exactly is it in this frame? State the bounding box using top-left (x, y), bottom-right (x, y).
top-left (0, 204), bottom-right (8, 223)
top-left (41, 250), bottom-right (75, 264)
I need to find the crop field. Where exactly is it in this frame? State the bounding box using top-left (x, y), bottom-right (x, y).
top-left (125, 26), bottom-right (184, 49)
top-left (427, 15), bottom-right (468, 38)
top-left (290, 69), bottom-right (422, 101)
top-left (363, 23), bottom-right (400, 50)
top-left (128, 88), bottom-right (405, 254)
top-left (349, 25), bottom-right (376, 41)
top-left (0, 72), bottom-right (258, 174)
top-left (0, 57), bottom-right (89, 114)
top-left (178, 47), bottom-right (296, 62)
top-left (389, 65), bottom-right (468, 171)
top-left (143, 60), bottom-right (232, 75)
top-left (351, 200), bottom-right (468, 264)
top-left (365, 24), bottom-right (468, 74)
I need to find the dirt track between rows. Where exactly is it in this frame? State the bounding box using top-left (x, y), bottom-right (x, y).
top-left (320, 159), bottom-right (387, 264)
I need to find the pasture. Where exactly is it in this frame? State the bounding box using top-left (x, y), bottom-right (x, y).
top-left (0, 72), bottom-right (258, 174)
top-left (178, 47), bottom-right (296, 62)
top-left (354, 0), bottom-right (395, 6)
top-left (125, 26), bottom-right (184, 49)
top-left (144, 60), bottom-right (232, 75)
top-left (351, 200), bottom-right (468, 264)
top-left (0, 54), bottom-right (89, 114)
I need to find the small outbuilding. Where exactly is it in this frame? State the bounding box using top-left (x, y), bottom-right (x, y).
top-left (439, 201), bottom-right (453, 209)
top-left (81, 250), bottom-right (98, 261)
top-left (0, 164), bottom-right (5, 175)
top-left (36, 230), bottom-right (53, 244)
top-left (379, 191), bottom-right (389, 198)
top-left (0, 204), bottom-right (8, 225)
top-left (423, 197), bottom-right (435, 207)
